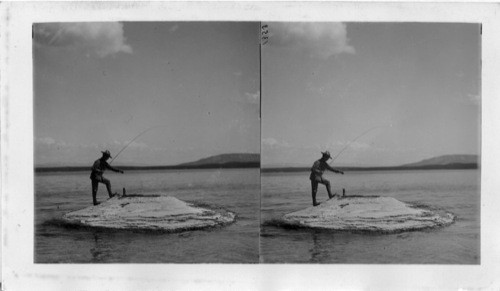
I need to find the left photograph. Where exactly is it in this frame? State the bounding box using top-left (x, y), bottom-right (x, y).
top-left (33, 22), bottom-right (261, 263)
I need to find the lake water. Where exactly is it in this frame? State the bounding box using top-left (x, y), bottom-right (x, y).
top-left (260, 169), bottom-right (480, 264)
top-left (36, 168), bottom-right (479, 264)
top-left (35, 168), bottom-right (260, 263)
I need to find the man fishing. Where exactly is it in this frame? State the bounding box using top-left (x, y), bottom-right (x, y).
top-left (90, 150), bottom-right (124, 205)
top-left (310, 151), bottom-right (344, 206)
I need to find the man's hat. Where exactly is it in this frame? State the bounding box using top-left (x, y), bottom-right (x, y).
top-left (321, 151), bottom-right (331, 159)
top-left (101, 150), bottom-right (112, 158)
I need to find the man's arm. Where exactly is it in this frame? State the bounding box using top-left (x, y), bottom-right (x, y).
top-left (326, 163), bottom-right (344, 174)
top-left (104, 162), bottom-right (124, 174)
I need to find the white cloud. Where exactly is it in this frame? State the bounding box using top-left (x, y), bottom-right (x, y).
top-left (262, 137), bottom-right (290, 149)
top-left (270, 22), bottom-right (355, 58)
top-left (169, 24), bottom-right (179, 32)
top-left (34, 22), bottom-right (132, 57)
top-left (112, 140), bottom-right (149, 150)
top-left (244, 91), bottom-right (260, 104)
top-left (36, 137), bottom-right (72, 148)
top-left (36, 137), bottom-right (56, 145)
top-left (467, 94), bottom-right (480, 105)
top-left (126, 141), bottom-right (149, 150)
top-left (347, 141), bottom-right (371, 150)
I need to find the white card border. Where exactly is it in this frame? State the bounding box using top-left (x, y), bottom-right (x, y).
top-left (1, 2), bottom-right (499, 290)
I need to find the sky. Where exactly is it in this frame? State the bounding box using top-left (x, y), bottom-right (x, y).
top-left (262, 22), bottom-right (480, 167)
top-left (34, 22), bottom-right (260, 166)
top-left (34, 22), bottom-right (481, 168)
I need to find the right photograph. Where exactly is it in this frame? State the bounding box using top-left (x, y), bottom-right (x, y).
top-left (260, 22), bottom-right (481, 264)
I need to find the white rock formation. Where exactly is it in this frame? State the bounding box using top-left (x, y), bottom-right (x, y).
top-left (282, 196), bottom-right (454, 233)
top-left (62, 195), bottom-right (235, 231)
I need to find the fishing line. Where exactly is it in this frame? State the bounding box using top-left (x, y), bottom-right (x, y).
top-left (329, 125), bottom-right (389, 165)
top-left (109, 126), bottom-right (162, 165)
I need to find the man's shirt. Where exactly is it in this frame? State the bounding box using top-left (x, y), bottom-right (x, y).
top-left (310, 159), bottom-right (335, 177)
top-left (90, 158), bottom-right (117, 179)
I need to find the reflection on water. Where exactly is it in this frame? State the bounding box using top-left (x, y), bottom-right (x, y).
top-left (261, 170), bottom-right (480, 264)
top-left (309, 232), bottom-right (328, 263)
top-left (36, 169), bottom-right (480, 264)
top-left (90, 232), bottom-right (110, 263)
top-left (35, 169), bottom-right (260, 263)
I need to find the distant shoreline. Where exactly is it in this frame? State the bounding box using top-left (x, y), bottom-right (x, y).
top-left (35, 162), bottom-right (260, 173)
top-left (35, 162), bottom-right (478, 173)
top-left (261, 163), bottom-right (478, 173)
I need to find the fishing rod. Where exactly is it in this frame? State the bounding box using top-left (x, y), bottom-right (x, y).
top-left (329, 125), bottom-right (388, 165)
top-left (109, 126), bottom-right (160, 165)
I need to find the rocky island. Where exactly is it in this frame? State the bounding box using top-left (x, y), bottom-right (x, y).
top-left (281, 196), bottom-right (455, 233)
top-left (62, 195), bottom-right (235, 232)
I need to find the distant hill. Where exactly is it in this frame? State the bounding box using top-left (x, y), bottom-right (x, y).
top-left (177, 153), bottom-right (260, 167)
top-left (36, 153), bottom-right (477, 173)
top-left (400, 154), bottom-right (479, 168)
top-left (262, 154), bottom-right (479, 173)
top-left (35, 153), bottom-right (260, 173)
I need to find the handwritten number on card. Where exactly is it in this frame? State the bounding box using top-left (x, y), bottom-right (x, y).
top-left (261, 24), bottom-right (269, 45)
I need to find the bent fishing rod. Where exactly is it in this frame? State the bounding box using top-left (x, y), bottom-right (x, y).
top-left (328, 125), bottom-right (388, 165)
top-left (109, 126), bottom-right (161, 165)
